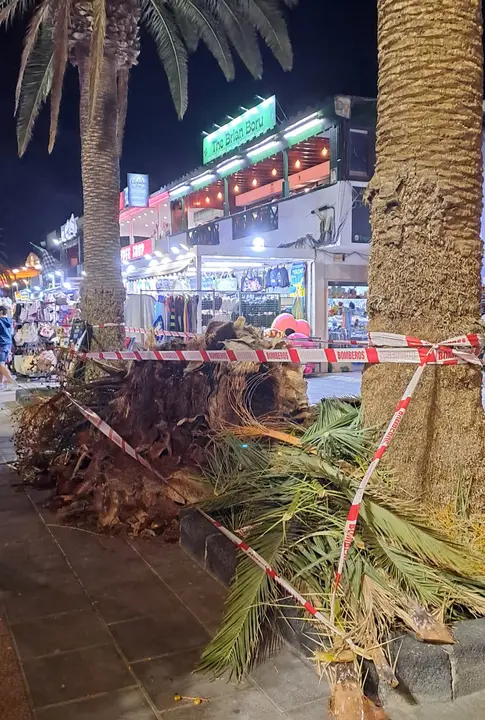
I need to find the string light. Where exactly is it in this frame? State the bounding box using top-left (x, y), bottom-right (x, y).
top-left (205, 196), bottom-right (211, 204)
top-left (295, 159), bottom-right (301, 169)
top-left (217, 191), bottom-right (223, 200)
top-left (252, 178), bottom-right (258, 187)
top-left (271, 168), bottom-right (277, 176)
top-left (234, 184), bottom-right (240, 193)
top-left (322, 146), bottom-right (328, 157)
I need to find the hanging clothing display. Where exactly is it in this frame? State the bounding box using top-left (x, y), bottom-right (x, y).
top-left (154, 294), bottom-right (199, 334)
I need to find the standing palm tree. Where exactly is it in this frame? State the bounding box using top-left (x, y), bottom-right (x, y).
top-left (363, 0), bottom-right (485, 506)
top-left (3, 0), bottom-right (297, 341)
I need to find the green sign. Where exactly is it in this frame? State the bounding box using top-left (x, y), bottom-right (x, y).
top-left (203, 96), bottom-right (276, 165)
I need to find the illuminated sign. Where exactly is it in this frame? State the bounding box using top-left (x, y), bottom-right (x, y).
top-left (120, 239), bottom-right (153, 263)
top-left (203, 97), bottom-right (276, 165)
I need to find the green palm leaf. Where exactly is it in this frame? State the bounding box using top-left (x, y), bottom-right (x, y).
top-left (48, 0), bottom-right (69, 153)
top-left (171, 0), bottom-right (235, 79)
top-left (236, 0), bottom-right (293, 70)
top-left (141, 0), bottom-right (188, 118)
top-left (209, 0), bottom-right (263, 78)
top-left (0, 0), bottom-right (33, 27)
top-left (16, 23), bottom-right (53, 157)
top-left (15, 0), bottom-right (49, 113)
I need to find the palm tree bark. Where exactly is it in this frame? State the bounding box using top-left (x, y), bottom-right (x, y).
top-left (362, 0), bottom-right (485, 506)
top-left (79, 54), bottom-right (124, 349)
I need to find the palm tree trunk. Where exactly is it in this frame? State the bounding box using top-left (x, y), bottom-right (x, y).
top-left (79, 54), bottom-right (124, 349)
top-left (362, 0), bottom-right (485, 507)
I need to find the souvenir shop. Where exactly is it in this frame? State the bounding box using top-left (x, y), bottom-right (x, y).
top-left (9, 290), bottom-right (80, 377)
top-left (122, 254), bottom-right (311, 336)
top-left (327, 283), bottom-right (368, 343)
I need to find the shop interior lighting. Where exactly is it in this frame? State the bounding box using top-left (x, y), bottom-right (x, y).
top-left (55, 270), bottom-right (63, 276)
top-left (191, 173), bottom-right (215, 188)
top-left (81, 271), bottom-right (87, 277)
top-left (322, 146), bottom-right (328, 157)
top-left (180, 244), bottom-right (190, 251)
top-left (126, 264), bottom-right (135, 273)
top-left (247, 140), bottom-right (280, 159)
top-left (252, 236), bottom-right (265, 251)
top-left (169, 184), bottom-right (190, 198)
top-left (48, 273), bottom-right (55, 279)
top-left (271, 168), bottom-right (277, 176)
top-left (216, 157), bottom-right (244, 174)
top-left (148, 259), bottom-right (158, 268)
top-left (234, 184), bottom-right (240, 193)
top-left (154, 250), bottom-right (163, 257)
top-left (63, 282), bottom-right (72, 290)
top-left (161, 256), bottom-right (171, 264)
top-left (295, 159), bottom-right (301, 169)
top-left (171, 246), bottom-right (180, 254)
top-left (217, 191), bottom-right (223, 200)
top-left (12, 269), bottom-right (19, 274)
top-left (252, 178), bottom-right (258, 187)
top-left (144, 253), bottom-right (152, 260)
top-left (34, 286), bottom-right (41, 291)
top-left (205, 196), bottom-right (211, 204)
top-left (284, 117), bottom-right (324, 140)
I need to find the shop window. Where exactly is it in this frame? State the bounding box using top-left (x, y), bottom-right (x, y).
top-left (188, 222), bottom-right (220, 246)
top-left (328, 284), bottom-right (368, 343)
top-left (232, 203), bottom-right (278, 240)
top-left (348, 128), bottom-right (374, 181)
top-left (120, 236), bottom-right (130, 248)
top-left (351, 187), bottom-right (371, 243)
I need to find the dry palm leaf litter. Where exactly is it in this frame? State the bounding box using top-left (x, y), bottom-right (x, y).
top-left (13, 319), bottom-right (485, 717)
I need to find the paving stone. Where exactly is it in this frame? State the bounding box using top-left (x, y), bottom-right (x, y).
top-left (34, 688), bottom-right (157, 719)
top-left (71, 557), bottom-right (155, 593)
top-left (22, 643), bottom-right (133, 708)
top-left (382, 635), bottom-right (452, 706)
top-left (132, 647), bottom-right (247, 711)
top-left (0, 546), bottom-right (72, 593)
top-left (387, 687), bottom-right (485, 719)
top-left (11, 608), bottom-right (111, 660)
top-left (250, 648), bottom-right (330, 713)
top-left (450, 618), bottom-right (485, 699)
top-left (130, 539), bottom-right (201, 590)
top-left (285, 698), bottom-right (330, 719)
top-left (175, 576), bottom-right (227, 633)
top-left (92, 579), bottom-right (182, 624)
top-left (3, 580), bottom-right (90, 623)
top-left (109, 612), bottom-right (209, 662)
top-left (158, 685), bottom-right (282, 719)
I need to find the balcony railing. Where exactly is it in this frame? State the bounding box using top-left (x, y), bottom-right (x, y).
top-left (188, 221), bottom-right (220, 246)
top-left (232, 203), bottom-right (278, 240)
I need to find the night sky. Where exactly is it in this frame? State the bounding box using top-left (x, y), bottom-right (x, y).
top-left (0, 0), bottom-right (378, 266)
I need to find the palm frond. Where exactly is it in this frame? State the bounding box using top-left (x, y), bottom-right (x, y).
top-left (15, 0), bottom-right (49, 113)
top-left (16, 22), bottom-right (53, 157)
top-left (209, 0), bottom-right (263, 78)
top-left (171, 0), bottom-right (235, 80)
top-left (236, 0), bottom-right (293, 70)
top-left (141, 0), bottom-right (188, 118)
top-left (0, 0), bottom-right (33, 27)
top-left (48, 0), bottom-right (69, 153)
top-left (300, 399), bottom-right (370, 461)
top-left (87, 0), bottom-right (107, 127)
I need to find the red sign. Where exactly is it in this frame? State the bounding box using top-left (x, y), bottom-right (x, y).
top-left (120, 239), bottom-right (153, 263)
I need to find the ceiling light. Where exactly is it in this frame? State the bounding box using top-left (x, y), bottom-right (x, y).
top-left (295, 159), bottom-right (301, 169)
top-left (12, 269), bottom-right (19, 274)
top-left (322, 146), bottom-right (328, 157)
top-left (217, 191), bottom-right (223, 200)
top-left (191, 173), bottom-right (215, 188)
top-left (63, 282), bottom-right (72, 290)
top-left (216, 157), bottom-right (244, 174)
top-left (284, 111), bottom-right (321, 134)
top-left (126, 264), bottom-right (135, 273)
top-left (252, 236), bottom-right (265, 252)
top-left (144, 253), bottom-right (152, 260)
top-left (205, 196), bottom-right (211, 204)
top-left (252, 178), bottom-right (258, 187)
top-left (154, 250), bottom-right (163, 257)
top-left (169, 184), bottom-right (190, 198)
top-left (180, 244), bottom-right (189, 251)
top-left (284, 117), bottom-right (324, 140)
top-left (234, 184), bottom-right (239, 193)
top-left (171, 246), bottom-right (180, 254)
top-left (247, 140), bottom-right (280, 159)
top-left (148, 259), bottom-right (158, 267)
top-left (271, 168), bottom-right (277, 176)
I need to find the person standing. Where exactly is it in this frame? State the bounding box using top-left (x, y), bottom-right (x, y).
top-left (0, 306), bottom-right (15, 388)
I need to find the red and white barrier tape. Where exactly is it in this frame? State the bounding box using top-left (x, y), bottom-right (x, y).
top-left (333, 334), bottom-right (483, 602)
top-left (64, 391), bottom-right (362, 654)
top-left (70, 342), bottom-right (481, 366)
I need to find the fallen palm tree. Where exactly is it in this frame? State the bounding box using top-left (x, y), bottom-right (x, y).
top-left (196, 400), bottom-right (485, 717)
top-left (14, 319), bottom-right (309, 534)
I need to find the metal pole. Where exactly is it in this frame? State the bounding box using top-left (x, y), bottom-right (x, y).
top-left (282, 149), bottom-right (290, 198)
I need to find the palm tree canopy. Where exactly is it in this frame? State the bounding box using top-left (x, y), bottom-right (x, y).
top-left (1, 0), bottom-right (297, 156)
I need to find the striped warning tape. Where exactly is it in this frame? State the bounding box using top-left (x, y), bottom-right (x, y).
top-left (333, 334), bottom-right (484, 601)
top-left (64, 391), bottom-right (364, 656)
top-left (69, 343), bottom-right (482, 366)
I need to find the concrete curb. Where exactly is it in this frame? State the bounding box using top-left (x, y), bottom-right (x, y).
top-left (179, 507), bottom-right (485, 706)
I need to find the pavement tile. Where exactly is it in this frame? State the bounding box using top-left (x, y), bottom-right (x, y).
top-left (22, 643), bottom-right (133, 708)
top-left (11, 608), bottom-right (111, 660)
top-left (285, 698), bottom-right (330, 719)
top-left (110, 613), bottom-right (209, 662)
top-left (34, 688), bottom-right (157, 720)
top-left (3, 580), bottom-right (90, 623)
top-left (132, 647), bottom-right (247, 711)
top-left (158, 685), bottom-right (282, 718)
top-left (92, 579), bottom-right (181, 624)
top-left (250, 648), bottom-right (330, 712)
